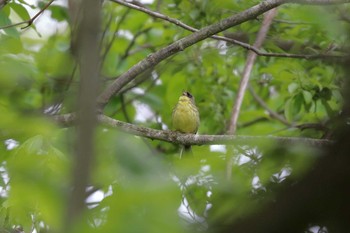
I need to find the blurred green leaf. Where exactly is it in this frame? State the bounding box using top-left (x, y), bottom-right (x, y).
top-left (0, 0), bottom-right (346, 232)
top-left (6, 135), bottom-right (68, 231)
top-left (302, 90), bottom-right (313, 104)
top-left (288, 82), bottom-right (299, 94)
top-left (49, 5), bottom-right (69, 22)
top-left (9, 2), bottom-right (30, 21)
top-left (0, 10), bottom-right (19, 38)
top-left (185, 182), bottom-right (209, 216)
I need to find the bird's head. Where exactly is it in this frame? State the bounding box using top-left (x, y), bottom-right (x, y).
top-left (179, 91), bottom-right (195, 103)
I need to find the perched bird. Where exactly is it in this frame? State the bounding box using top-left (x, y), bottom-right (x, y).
top-left (172, 91), bottom-right (200, 155)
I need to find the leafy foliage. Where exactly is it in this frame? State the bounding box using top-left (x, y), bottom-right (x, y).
top-left (0, 0), bottom-right (348, 232)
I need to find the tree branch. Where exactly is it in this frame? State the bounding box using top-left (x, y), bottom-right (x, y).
top-left (111, 0), bottom-right (347, 60)
top-left (53, 113), bottom-right (333, 147)
top-left (65, 0), bottom-right (101, 230)
top-left (289, 0), bottom-right (350, 4)
top-left (226, 8), bottom-right (277, 180)
top-left (228, 9), bottom-right (278, 134)
top-left (98, 0), bottom-right (350, 112)
top-left (0, 0), bottom-right (9, 10)
top-left (96, 0), bottom-right (284, 111)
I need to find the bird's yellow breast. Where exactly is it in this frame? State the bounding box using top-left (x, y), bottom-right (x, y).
top-left (172, 96), bottom-right (199, 134)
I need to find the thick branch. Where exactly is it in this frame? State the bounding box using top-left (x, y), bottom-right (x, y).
top-left (65, 0), bottom-right (100, 230)
top-left (53, 114), bottom-right (333, 147)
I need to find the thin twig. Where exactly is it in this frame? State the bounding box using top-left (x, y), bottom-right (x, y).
top-left (100, 12), bottom-right (115, 53)
top-left (273, 18), bottom-right (313, 25)
top-left (116, 27), bottom-right (152, 68)
top-left (0, 0), bottom-right (55, 30)
top-left (101, 8), bottom-right (130, 66)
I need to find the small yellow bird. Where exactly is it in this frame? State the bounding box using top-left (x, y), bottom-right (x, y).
top-left (172, 91), bottom-right (200, 154)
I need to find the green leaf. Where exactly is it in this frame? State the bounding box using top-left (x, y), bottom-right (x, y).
top-left (0, 10), bottom-right (19, 38)
top-left (49, 5), bottom-right (69, 22)
top-left (293, 93), bottom-right (303, 115)
top-left (284, 94), bottom-right (302, 122)
top-left (302, 90), bottom-right (312, 104)
top-left (9, 2), bottom-right (30, 21)
top-left (185, 183), bottom-right (209, 216)
top-left (320, 87), bottom-right (332, 101)
top-left (284, 98), bottom-right (293, 122)
top-left (288, 82), bottom-right (298, 94)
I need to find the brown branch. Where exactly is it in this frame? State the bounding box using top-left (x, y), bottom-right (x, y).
top-left (64, 0), bottom-right (101, 230)
top-left (240, 116), bottom-right (270, 128)
top-left (225, 8), bottom-right (277, 181)
top-left (111, 0), bottom-right (347, 59)
top-left (53, 113), bottom-right (333, 147)
top-left (0, 0), bottom-right (9, 10)
top-left (228, 9), bottom-right (278, 135)
top-left (290, 0), bottom-right (350, 4)
top-left (98, 0), bottom-right (350, 112)
top-left (97, 0), bottom-right (284, 111)
top-left (100, 12), bottom-right (114, 50)
top-left (0, 0), bottom-right (55, 30)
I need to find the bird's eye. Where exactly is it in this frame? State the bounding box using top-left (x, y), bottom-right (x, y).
top-left (185, 91), bottom-right (193, 98)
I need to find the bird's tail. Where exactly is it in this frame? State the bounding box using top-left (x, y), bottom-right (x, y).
top-left (180, 145), bottom-right (193, 158)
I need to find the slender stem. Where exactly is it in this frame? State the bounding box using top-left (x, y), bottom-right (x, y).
top-left (226, 9), bottom-right (278, 180)
top-left (227, 9), bottom-right (278, 135)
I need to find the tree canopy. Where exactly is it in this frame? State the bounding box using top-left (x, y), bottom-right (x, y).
top-left (0, 0), bottom-right (349, 232)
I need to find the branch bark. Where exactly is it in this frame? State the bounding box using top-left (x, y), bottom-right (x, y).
top-left (65, 0), bottom-right (101, 230)
top-left (227, 9), bottom-right (278, 134)
top-left (225, 8), bottom-right (278, 180)
top-left (53, 114), bottom-right (333, 147)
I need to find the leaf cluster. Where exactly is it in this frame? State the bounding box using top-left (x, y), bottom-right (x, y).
top-left (0, 0), bottom-right (349, 232)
